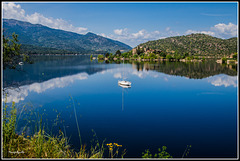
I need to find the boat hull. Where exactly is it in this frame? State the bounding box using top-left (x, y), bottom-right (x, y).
top-left (118, 84), bottom-right (131, 88)
top-left (118, 80), bottom-right (131, 86)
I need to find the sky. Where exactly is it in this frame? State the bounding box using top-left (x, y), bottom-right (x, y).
top-left (2, 2), bottom-right (238, 47)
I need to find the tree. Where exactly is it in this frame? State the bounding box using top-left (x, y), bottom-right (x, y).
top-left (175, 54), bottom-right (182, 60)
top-left (221, 57), bottom-right (227, 63)
top-left (3, 33), bottom-right (30, 69)
top-left (160, 52), bottom-right (166, 58)
top-left (233, 52), bottom-right (237, 60)
top-left (105, 53), bottom-right (110, 58)
top-left (166, 54), bottom-right (172, 60)
top-left (115, 50), bottom-right (121, 56)
top-left (149, 53), bottom-right (157, 59)
top-left (97, 54), bottom-right (104, 60)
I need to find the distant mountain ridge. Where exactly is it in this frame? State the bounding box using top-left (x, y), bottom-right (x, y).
top-left (3, 19), bottom-right (132, 54)
top-left (136, 33), bottom-right (237, 56)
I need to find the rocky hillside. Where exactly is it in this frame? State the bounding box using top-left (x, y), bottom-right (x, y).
top-left (136, 33), bottom-right (237, 56)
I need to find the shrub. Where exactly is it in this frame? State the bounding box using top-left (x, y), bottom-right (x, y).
top-left (142, 146), bottom-right (172, 159)
top-left (166, 54), bottom-right (173, 60)
top-left (97, 54), bottom-right (104, 60)
top-left (222, 57), bottom-right (227, 63)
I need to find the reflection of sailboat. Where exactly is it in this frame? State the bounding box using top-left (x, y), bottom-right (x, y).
top-left (120, 83), bottom-right (130, 111)
top-left (118, 58), bottom-right (131, 87)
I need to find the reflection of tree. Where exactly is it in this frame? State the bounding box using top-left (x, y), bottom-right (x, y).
top-left (131, 60), bottom-right (237, 79)
top-left (3, 55), bottom-right (104, 88)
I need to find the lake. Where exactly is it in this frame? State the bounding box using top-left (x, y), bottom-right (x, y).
top-left (3, 55), bottom-right (238, 158)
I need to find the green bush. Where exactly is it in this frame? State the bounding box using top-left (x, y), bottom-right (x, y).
top-left (97, 54), bottom-right (104, 60)
top-left (222, 57), bottom-right (227, 63)
top-left (233, 53), bottom-right (237, 60)
top-left (142, 146), bottom-right (172, 159)
top-left (166, 54), bottom-right (173, 59)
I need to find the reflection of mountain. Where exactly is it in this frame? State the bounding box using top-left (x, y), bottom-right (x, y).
top-left (3, 56), bottom-right (109, 88)
top-left (4, 56), bottom-right (237, 89)
top-left (4, 72), bottom-right (89, 103)
top-left (131, 60), bottom-right (237, 79)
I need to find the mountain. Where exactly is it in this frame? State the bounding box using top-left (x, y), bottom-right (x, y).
top-left (3, 19), bottom-right (132, 54)
top-left (136, 33), bottom-right (237, 56)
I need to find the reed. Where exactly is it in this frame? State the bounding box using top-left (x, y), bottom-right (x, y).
top-left (70, 95), bottom-right (82, 145)
top-left (2, 100), bottom-right (106, 158)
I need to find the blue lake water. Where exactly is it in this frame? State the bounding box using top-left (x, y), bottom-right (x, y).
top-left (3, 55), bottom-right (238, 158)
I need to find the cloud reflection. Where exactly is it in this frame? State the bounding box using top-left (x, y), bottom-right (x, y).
top-left (208, 75), bottom-right (237, 87)
top-left (114, 72), bottom-right (122, 79)
top-left (4, 72), bottom-right (89, 103)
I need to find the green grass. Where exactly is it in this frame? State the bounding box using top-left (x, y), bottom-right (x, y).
top-left (3, 99), bottom-right (176, 158)
top-left (2, 100), bottom-right (105, 158)
top-left (142, 146), bottom-right (172, 159)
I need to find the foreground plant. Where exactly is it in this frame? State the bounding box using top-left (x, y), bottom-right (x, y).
top-left (106, 142), bottom-right (126, 158)
top-left (142, 146), bottom-right (172, 159)
top-left (2, 101), bottom-right (105, 158)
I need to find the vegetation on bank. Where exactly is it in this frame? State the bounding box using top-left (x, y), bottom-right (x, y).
top-left (19, 44), bottom-right (83, 55)
top-left (3, 33), bottom-right (32, 69)
top-left (137, 33), bottom-right (237, 56)
top-left (142, 146), bottom-right (172, 158)
top-left (2, 100), bottom-right (120, 158)
top-left (218, 52), bottom-right (238, 64)
top-left (93, 33), bottom-right (238, 63)
top-left (3, 100), bottom-right (175, 159)
top-left (93, 49), bottom-right (206, 63)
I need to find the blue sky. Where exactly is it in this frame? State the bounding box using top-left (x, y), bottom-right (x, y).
top-left (2, 2), bottom-right (238, 47)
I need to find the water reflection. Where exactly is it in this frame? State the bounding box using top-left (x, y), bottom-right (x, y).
top-left (208, 75), bottom-right (238, 87)
top-left (3, 72), bottom-right (89, 103)
top-left (3, 56), bottom-right (238, 104)
top-left (4, 67), bottom-right (237, 104)
top-left (3, 55), bottom-right (106, 88)
top-left (130, 60), bottom-right (237, 79)
top-left (118, 84), bottom-right (131, 111)
top-left (4, 56), bottom-right (237, 90)
top-left (2, 56), bottom-right (237, 158)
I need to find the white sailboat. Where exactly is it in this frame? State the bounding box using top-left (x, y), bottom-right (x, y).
top-left (118, 57), bottom-right (131, 87)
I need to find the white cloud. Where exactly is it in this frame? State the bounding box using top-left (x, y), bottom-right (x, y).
top-left (185, 29), bottom-right (216, 36)
top-left (114, 29), bottom-right (122, 35)
top-left (109, 26), bottom-right (181, 47)
top-left (109, 28), bottom-right (170, 47)
top-left (185, 22), bottom-right (238, 39)
top-left (114, 28), bottom-right (128, 36)
top-left (211, 22), bottom-right (238, 38)
top-left (2, 2), bottom-right (25, 20)
top-left (111, 22), bottom-right (237, 47)
top-left (3, 2), bottom-right (88, 34)
top-left (132, 29), bottom-right (145, 38)
top-left (165, 27), bottom-right (170, 31)
top-left (99, 33), bottom-right (107, 37)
